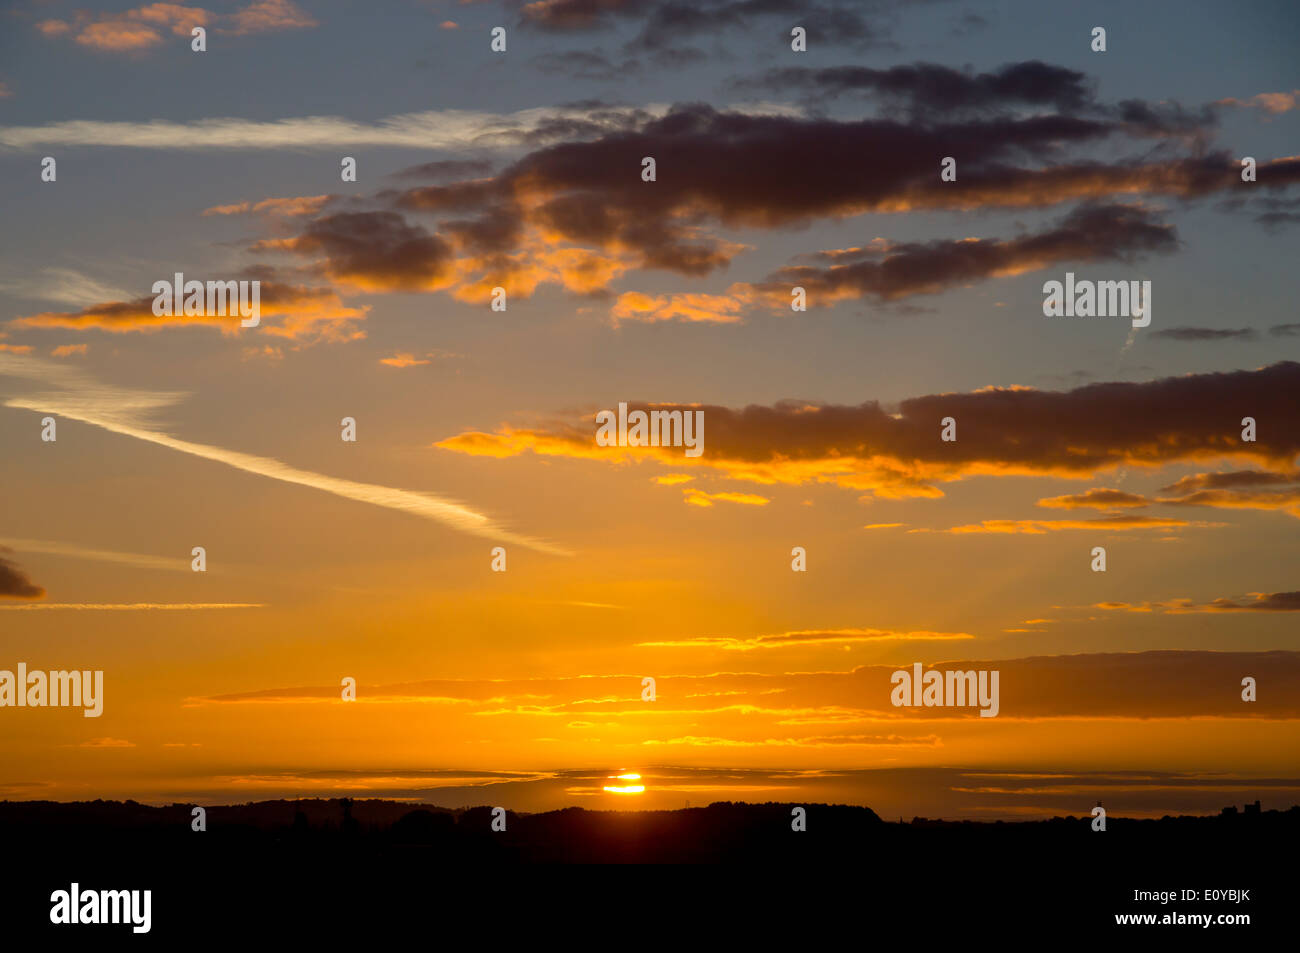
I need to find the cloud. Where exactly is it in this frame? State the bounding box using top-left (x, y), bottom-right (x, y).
top-left (1215, 90), bottom-right (1300, 114)
top-left (919, 516), bottom-right (1209, 535)
top-left (0, 268), bottom-right (134, 308)
top-left (1096, 591), bottom-right (1300, 613)
top-left (50, 344), bottom-right (89, 358)
top-left (0, 552), bottom-right (45, 600)
top-left (641, 734), bottom-right (941, 747)
top-left (34, 1), bottom-right (314, 53)
top-left (1150, 326), bottom-right (1257, 341)
top-left (75, 737), bottom-right (136, 748)
top-left (295, 104), bottom-right (1297, 306)
top-left (610, 290), bottom-right (749, 325)
top-left (519, 0), bottom-right (898, 52)
top-left (1156, 469), bottom-right (1300, 517)
top-left (739, 60), bottom-right (1095, 115)
top-left (1157, 487), bottom-right (1300, 518)
top-left (202, 195), bottom-right (331, 217)
top-left (13, 279), bottom-right (367, 343)
top-left (1161, 470), bottom-right (1296, 493)
top-left (640, 628), bottom-right (974, 650)
top-left (681, 488), bottom-right (769, 507)
top-left (1036, 488), bottom-right (1150, 510)
top-left (1, 538), bottom-right (189, 572)
top-left (753, 203), bottom-right (1177, 305)
top-left (391, 158), bottom-right (496, 182)
top-left (192, 650), bottom-right (1300, 719)
top-left (435, 362), bottom-right (1300, 500)
top-left (379, 352), bottom-right (430, 368)
top-left (0, 354), bottom-right (568, 554)
top-left (0, 603), bottom-right (261, 610)
top-left (1270, 322), bottom-right (1300, 336)
top-left (257, 211), bottom-right (455, 292)
top-left (0, 103), bottom-right (786, 151)
top-left (223, 0), bottom-right (317, 36)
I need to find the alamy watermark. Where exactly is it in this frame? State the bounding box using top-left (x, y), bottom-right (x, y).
top-left (50, 883), bottom-right (150, 933)
top-left (595, 402), bottom-right (704, 457)
top-left (891, 662), bottom-right (1000, 717)
top-left (1042, 273), bottom-right (1151, 328)
top-left (0, 663), bottom-right (103, 717)
top-left (151, 272), bottom-right (260, 327)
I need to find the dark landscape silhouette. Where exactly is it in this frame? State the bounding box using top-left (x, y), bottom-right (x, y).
top-left (4, 796), bottom-right (1289, 936)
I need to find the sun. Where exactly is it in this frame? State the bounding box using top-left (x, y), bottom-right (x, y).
top-left (602, 772), bottom-right (645, 795)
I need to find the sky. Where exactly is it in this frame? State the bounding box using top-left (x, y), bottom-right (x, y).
top-left (0, 0), bottom-right (1298, 820)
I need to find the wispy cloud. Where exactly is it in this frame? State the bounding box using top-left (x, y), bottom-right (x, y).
top-left (639, 628), bottom-right (975, 650)
top-left (0, 103), bottom-right (798, 151)
top-left (0, 603), bottom-right (262, 610)
top-left (35, 0), bottom-right (316, 53)
top-left (0, 354), bottom-right (569, 555)
top-left (0, 268), bottom-right (133, 307)
top-left (3, 538), bottom-right (190, 572)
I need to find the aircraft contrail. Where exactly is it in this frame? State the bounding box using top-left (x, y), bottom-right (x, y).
top-left (0, 354), bottom-right (570, 556)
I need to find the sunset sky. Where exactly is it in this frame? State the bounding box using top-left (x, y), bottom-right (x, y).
top-left (1, 0), bottom-right (1297, 820)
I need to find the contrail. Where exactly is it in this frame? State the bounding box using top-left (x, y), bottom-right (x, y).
top-left (0, 603), bottom-right (263, 610)
top-left (0, 354), bottom-right (569, 555)
top-left (2, 538), bottom-right (189, 572)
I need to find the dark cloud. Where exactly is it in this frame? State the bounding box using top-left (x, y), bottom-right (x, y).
top-left (0, 551), bottom-right (45, 600)
top-left (1270, 322), bottom-right (1300, 336)
top-left (267, 211), bottom-right (454, 291)
top-left (438, 361), bottom-right (1300, 499)
top-left (757, 203), bottom-right (1177, 304)
top-left (516, 0), bottom-right (657, 32)
top-left (740, 60), bottom-right (1095, 115)
top-left (1162, 470), bottom-right (1297, 493)
top-left (1037, 488), bottom-right (1151, 510)
top-left (245, 103), bottom-right (1299, 302)
top-left (623, 0), bottom-right (896, 52)
top-left (1101, 592), bottom-right (1300, 613)
top-left (1205, 591), bottom-right (1300, 611)
top-left (200, 650), bottom-right (1300, 719)
top-left (1151, 327), bottom-right (1258, 341)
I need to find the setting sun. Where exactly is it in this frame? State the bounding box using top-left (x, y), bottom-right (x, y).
top-left (603, 773), bottom-right (646, 795)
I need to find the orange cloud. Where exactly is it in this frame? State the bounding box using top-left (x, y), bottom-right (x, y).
top-left (921, 516), bottom-right (1211, 534)
top-left (50, 344), bottom-right (89, 357)
top-left (13, 282), bottom-right (367, 343)
top-left (1036, 488), bottom-right (1150, 510)
top-left (682, 488), bottom-right (770, 507)
top-left (640, 628), bottom-right (974, 650)
top-left (38, 4), bottom-right (209, 52)
top-left (379, 352), bottom-right (430, 368)
top-left (1097, 591), bottom-right (1300, 614)
top-left (611, 290), bottom-right (750, 325)
top-left (36, 1), bottom-right (314, 52)
top-left (434, 363), bottom-right (1300, 502)
top-left (192, 651), bottom-right (1300, 720)
top-left (1216, 90), bottom-right (1300, 114)
top-left (202, 195), bottom-right (331, 217)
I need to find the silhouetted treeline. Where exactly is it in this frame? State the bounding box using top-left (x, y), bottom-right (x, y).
top-left (3, 798), bottom-right (1290, 938)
